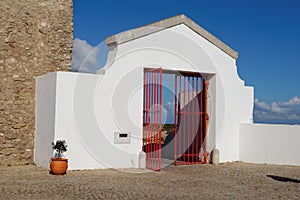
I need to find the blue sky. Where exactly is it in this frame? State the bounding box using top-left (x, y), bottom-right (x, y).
top-left (72, 0), bottom-right (300, 124)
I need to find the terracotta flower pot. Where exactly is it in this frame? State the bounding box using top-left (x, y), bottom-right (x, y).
top-left (50, 158), bottom-right (68, 175)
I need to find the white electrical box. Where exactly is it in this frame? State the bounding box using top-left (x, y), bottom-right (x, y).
top-left (114, 132), bottom-right (131, 144)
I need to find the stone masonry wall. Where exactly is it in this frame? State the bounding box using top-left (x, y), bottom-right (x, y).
top-left (0, 0), bottom-right (73, 165)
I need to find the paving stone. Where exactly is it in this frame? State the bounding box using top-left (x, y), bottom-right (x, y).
top-left (0, 163), bottom-right (300, 199)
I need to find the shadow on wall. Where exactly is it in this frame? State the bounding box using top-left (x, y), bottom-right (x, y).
top-left (162, 91), bottom-right (206, 162)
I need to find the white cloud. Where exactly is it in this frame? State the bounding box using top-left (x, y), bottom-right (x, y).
top-left (283, 96), bottom-right (300, 106)
top-left (254, 97), bottom-right (300, 124)
top-left (254, 99), bottom-right (270, 110)
top-left (270, 102), bottom-right (287, 114)
top-left (71, 38), bottom-right (100, 73)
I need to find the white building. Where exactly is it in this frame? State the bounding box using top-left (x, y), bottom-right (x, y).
top-left (35, 14), bottom-right (300, 170)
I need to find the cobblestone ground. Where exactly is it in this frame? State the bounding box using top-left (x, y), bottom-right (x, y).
top-left (0, 162), bottom-right (299, 199)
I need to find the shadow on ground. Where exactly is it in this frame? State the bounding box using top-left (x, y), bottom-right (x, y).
top-left (267, 175), bottom-right (300, 183)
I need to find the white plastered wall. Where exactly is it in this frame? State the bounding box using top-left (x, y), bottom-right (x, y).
top-left (35, 73), bottom-right (57, 169)
top-left (35, 24), bottom-right (253, 169)
top-left (240, 124), bottom-right (300, 166)
top-left (99, 23), bottom-right (253, 164)
top-left (105, 24), bottom-right (253, 162)
top-left (35, 71), bottom-right (144, 170)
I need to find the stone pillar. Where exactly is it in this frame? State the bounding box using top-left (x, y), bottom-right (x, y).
top-left (138, 151), bottom-right (146, 169)
top-left (0, 0), bottom-right (73, 166)
top-left (211, 148), bottom-right (220, 165)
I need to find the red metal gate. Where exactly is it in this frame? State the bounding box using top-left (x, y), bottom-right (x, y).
top-left (143, 68), bottom-right (162, 171)
top-left (174, 74), bottom-right (209, 165)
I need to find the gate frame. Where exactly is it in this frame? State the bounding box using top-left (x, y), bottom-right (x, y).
top-left (173, 73), bottom-right (209, 165)
top-left (143, 68), bottom-right (163, 171)
top-left (143, 68), bottom-right (209, 171)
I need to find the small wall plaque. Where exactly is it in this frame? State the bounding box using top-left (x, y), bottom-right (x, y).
top-left (114, 132), bottom-right (131, 144)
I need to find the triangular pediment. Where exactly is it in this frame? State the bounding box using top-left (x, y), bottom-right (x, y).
top-left (105, 14), bottom-right (238, 59)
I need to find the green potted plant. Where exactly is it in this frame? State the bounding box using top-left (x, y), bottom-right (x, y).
top-left (50, 140), bottom-right (68, 175)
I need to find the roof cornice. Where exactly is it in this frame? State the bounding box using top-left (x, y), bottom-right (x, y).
top-left (105, 14), bottom-right (238, 59)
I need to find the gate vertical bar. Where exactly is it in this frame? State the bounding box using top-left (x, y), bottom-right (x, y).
top-left (195, 77), bottom-right (200, 161)
top-left (143, 72), bottom-right (146, 154)
top-left (148, 72), bottom-right (151, 169)
top-left (192, 77), bottom-right (195, 162)
top-left (183, 77), bottom-right (186, 162)
top-left (155, 71), bottom-right (158, 168)
top-left (159, 68), bottom-right (162, 170)
top-left (174, 75), bottom-right (177, 165)
top-left (203, 80), bottom-right (208, 163)
top-left (179, 76), bottom-right (181, 162)
top-left (154, 70), bottom-right (156, 169)
top-left (187, 76), bottom-right (190, 163)
top-left (200, 79), bottom-right (203, 160)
